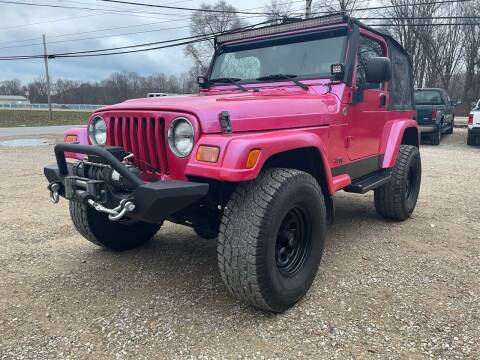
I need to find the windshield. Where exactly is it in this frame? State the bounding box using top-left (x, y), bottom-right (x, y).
top-left (414, 90), bottom-right (444, 105)
top-left (210, 30), bottom-right (347, 84)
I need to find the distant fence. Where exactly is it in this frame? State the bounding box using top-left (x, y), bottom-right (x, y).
top-left (0, 103), bottom-right (105, 111)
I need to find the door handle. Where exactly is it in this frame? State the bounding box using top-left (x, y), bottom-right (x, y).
top-left (380, 94), bottom-right (387, 108)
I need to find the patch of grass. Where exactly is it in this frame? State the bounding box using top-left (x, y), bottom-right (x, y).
top-left (0, 109), bottom-right (89, 127)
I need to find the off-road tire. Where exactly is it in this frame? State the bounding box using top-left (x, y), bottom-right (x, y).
top-left (69, 201), bottom-right (161, 251)
top-left (467, 132), bottom-right (476, 146)
top-left (445, 119), bottom-right (454, 134)
top-left (374, 145), bottom-right (421, 221)
top-left (431, 126), bottom-right (441, 145)
top-left (194, 227), bottom-right (218, 240)
top-left (217, 168), bottom-right (326, 312)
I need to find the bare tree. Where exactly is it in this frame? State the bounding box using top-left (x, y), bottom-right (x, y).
top-left (264, 0), bottom-right (296, 23)
top-left (184, 1), bottom-right (246, 75)
top-left (381, 0), bottom-right (441, 87)
top-left (460, 0), bottom-right (480, 104)
top-left (0, 79), bottom-right (22, 95)
top-left (313, 0), bottom-right (363, 15)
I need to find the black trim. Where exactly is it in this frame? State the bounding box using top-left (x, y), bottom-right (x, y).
top-left (343, 170), bottom-right (391, 194)
top-left (343, 21), bottom-right (359, 86)
top-left (331, 155), bottom-right (383, 180)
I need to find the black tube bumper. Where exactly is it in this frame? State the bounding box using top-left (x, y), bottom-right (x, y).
top-left (45, 143), bottom-right (209, 224)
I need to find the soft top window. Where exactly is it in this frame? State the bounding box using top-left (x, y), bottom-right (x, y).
top-left (387, 39), bottom-right (414, 111)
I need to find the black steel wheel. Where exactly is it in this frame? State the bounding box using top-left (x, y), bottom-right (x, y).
top-left (218, 168), bottom-right (326, 312)
top-left (276, 207), bottom-right (311, 278)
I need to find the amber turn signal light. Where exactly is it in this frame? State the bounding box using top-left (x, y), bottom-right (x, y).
top-left (65, 135), bottom-right (78, 143)
top-left (196, 145), bottom-right (220, 163)
top-left (246, 149), bottom-right (261, 169)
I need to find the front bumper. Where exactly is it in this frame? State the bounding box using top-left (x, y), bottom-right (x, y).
top-left (44, 143), bottom-right (209, 224)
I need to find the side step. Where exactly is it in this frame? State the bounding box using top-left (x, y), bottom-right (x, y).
top-left (344, 171), bottom-right (391, 194)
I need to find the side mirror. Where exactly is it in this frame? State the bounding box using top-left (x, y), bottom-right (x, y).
top-left (366, 57), bottom-right (392, 83)
top-left (197, 76), bottom-right (208, 89)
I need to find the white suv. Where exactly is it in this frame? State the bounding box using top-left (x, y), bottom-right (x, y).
top-left (468, 100), bottom-right (480, 146)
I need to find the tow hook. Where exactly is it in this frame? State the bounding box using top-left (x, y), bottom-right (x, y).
top-left (87, 198), bottom-right (135, 221)
top-left (48, 182), bottom-right (60, 204)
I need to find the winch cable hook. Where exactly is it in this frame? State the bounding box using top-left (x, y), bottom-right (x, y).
top-left (48, 183), bottom-right (60, 204)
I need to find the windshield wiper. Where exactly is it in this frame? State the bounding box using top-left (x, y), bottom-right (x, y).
top-left (209, 77), bottom-right (247, 92)
top-left (256, 74), bottom-right (309, 90)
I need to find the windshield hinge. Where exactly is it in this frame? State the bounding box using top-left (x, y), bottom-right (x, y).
top-left (219, 111), bottom-right (232, 134)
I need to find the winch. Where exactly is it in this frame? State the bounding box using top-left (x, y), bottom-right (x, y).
top-left (72, 159), bottom-right (141, 193)
top-left (48, 146), bottom-right (144, 221)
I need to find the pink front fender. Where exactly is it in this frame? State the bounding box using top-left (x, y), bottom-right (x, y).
top-left (63, 127), bottom-right (88, 160)
top-left (185, 127), bottom-right (336, 193)
top-left (380, 120), bottom-right (419, 169)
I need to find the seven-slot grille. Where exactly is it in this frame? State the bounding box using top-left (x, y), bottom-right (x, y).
top-left (107, 116), bottom-right (169, 175)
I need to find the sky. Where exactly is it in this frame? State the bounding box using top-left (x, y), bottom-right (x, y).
top-left (0, 0), bottom-right (309, 83)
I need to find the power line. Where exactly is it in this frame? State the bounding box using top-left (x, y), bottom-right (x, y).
top-left (0, 0), bottom-right (195, 17)
top-left (0, 18), bottom-right (190, 44)
top-left (369, 22), bottom-right (480, 26)
top-left (96, 0), bottom-right (271, 15)
top-left (362, 16), bottom-right (480, 20)
top-left (56, 36), bottom-right (215, 58)
top-left (0, 0), bottom-right (271, 16)
top-left (0, 12), bottom-right (266, 51)
top-left (308, 0), bottom-right (473, 15)
top-left (0, 25), bottom-right (191, 51)
top-left (0, 20), bottom-right (272, 60)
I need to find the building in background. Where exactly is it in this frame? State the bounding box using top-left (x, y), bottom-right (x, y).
top-left (0, 95), bottom-right (30, 105)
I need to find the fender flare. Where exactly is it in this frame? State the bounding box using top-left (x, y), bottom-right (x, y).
top-left (185, 128), bottom-right (335, 192)
top-left (380, 119), bottom-right (419, 169)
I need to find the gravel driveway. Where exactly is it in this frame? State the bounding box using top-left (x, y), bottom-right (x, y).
top-left (0, 129), bottom-right (478, 359)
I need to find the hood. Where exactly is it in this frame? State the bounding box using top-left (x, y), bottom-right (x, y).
top-left (96, 86), bottom-right (342, 133)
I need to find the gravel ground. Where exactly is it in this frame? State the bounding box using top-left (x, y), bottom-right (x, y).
top-left (0, 129), bottom-right (479, 359)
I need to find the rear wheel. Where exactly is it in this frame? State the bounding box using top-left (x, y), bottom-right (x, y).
top-left (217, 168), bottom-right (326, 312)
top-left (69, 201), bottom-right (161, 251)
top-left (431, 126), bottom-right (441, 145)
top-left (467, 132), bottom-right (476, 146)
top-left (445, 118), bottom-right (454, 134)
top-left (374, 145), bottom-right (421, 221)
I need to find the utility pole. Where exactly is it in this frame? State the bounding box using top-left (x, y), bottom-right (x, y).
top-left (42, 34), bottom-right (53, 121)
top-left (305, 0), bottom-right (313, 19)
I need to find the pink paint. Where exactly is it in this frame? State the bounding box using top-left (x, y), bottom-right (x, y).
top-left (68, 24), bottom-right (418, 196)
top-left (63, 127), bottom-right (88, 160)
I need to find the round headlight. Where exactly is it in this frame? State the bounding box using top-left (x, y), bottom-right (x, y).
top-left (168, 117), bottom-right (194, 157)
top-left (88, 116), bottom-right (107, 145)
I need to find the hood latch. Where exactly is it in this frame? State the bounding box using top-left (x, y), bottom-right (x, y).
top-left (219, 111), bottom-right (232, 133)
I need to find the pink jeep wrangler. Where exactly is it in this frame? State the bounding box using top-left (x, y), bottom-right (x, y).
top-left (45, 15), bottom-right (421, 312)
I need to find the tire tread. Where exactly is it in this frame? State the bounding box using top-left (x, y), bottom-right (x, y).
top-left (218, 168), bottom-right (324, 311)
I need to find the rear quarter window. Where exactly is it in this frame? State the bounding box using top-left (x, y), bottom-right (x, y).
top-left (414, 90), bottom-right (444, 105)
